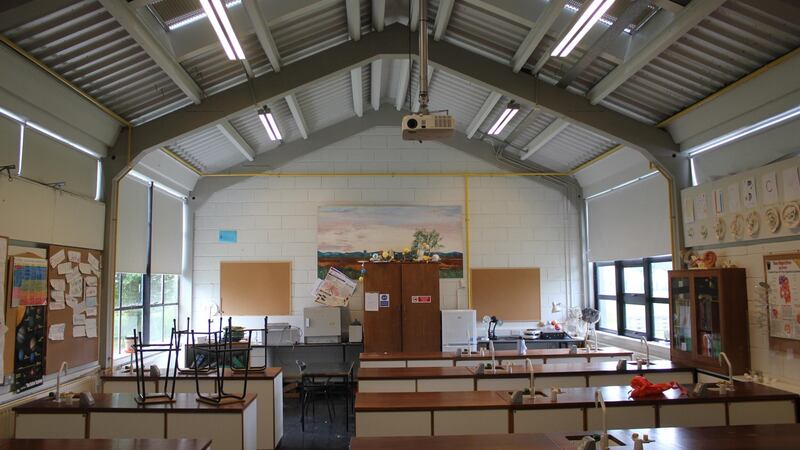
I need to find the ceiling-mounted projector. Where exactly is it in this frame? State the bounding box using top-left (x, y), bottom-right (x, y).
top-left (402, 114), bottom-right (455, 141)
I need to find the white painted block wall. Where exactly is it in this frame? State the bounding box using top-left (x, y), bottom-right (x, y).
top-left (192, 127), bottom-right (581, 334)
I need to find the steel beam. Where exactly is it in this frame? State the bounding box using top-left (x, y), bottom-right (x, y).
top-left (510, 0), bottom-right (565, 73)
top-left (346, 0), bottom-right (361, 41)
top-left (285, 94), bottom-right (309, 139)
top-left (466, 91), bottom-right (501, 139)
top-left (243, 0), bottom-right (282, 72)
top-left (216, 121), bottom-right (256, 161)
top-left (370, 59), bottom-right (382, 111)
top-left (521, 118), bottom-right (569, 160)
top-left (351, 66), bottom-right (363, 117)
top-left (433, 0), bottom-right (454, 41)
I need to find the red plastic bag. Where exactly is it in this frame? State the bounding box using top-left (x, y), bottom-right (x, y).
top-left (629, 375), bottom-right (686, 399)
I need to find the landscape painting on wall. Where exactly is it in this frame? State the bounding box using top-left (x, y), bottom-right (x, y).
top-left (318, 206), bottom-right (464, 279)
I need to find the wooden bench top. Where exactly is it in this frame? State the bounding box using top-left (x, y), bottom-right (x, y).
top-left (350, 424), bottom-right (800, 449)
top-left (359, 347), bottom-right (633, 361)
top-left (101, 367), bottom-right (282, 381)
top-left (470, 360), bottom-right (693, 378)
top-left (0, 439), bottom-right (212, 450)
top-left (13, 393), bottom-right (256, 414)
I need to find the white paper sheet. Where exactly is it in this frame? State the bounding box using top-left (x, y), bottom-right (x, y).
top-left (49, 249), bottom-right (65, 268)
top-left (49, 323), bottom-right (65, 341)
top-left (85, 297), bottom-right (97, 308)
top-left (57, 262), bottom-right (73, 275)
top-left (761, 171), bottom-right (779, 205)
top-left (682, 197), bottom-right (694, 223)
top-left (85, 319), bottom-right (97, 338)
top-left (365, 292), bottom-right (379, 312)
top-left (49, 301), bottom-right (65, 311)
top-left (85, 276), bottom-right (97, 287)
top-left (72, 301), bottom-right (86, 315)
top-left (88, 253), bottom-right (99, 271)
top-left (73, 325), bottom-right (86, 338)
top-left (85, 286), bottom-right (97, 297)
top-left (694, 193), bottom-right (708, 220)
top-left (727, 184), bottom-right (741, 213)
top-left (50, 279), bottom-right (65, 291)
top-left (743, 177), bottom-right (757, 209)
top-left (73, 314), bottom-right (86, 325)
top-left (783, 167), bottom-right (800, 201)
top-left (51, 290), bottom-right (64, 302)
top-left (65, 270), bottom-right (82, 285)
top-left (65, 296), bottom-right (77, 309)
top-left (68, 251), bottom-right (81, 263)
top-left (78, 263), bottom-right (92, 275)
top-left (69, 282), bottom-right (82, 298)
top-left (85, 306), bottom-right (97, 317)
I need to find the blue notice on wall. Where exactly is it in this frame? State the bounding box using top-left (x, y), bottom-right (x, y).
top-left (219, 230), bottom-right (238, 243)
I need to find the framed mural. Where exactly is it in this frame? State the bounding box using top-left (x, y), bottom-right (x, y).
top-left (317, 206), bottom-right (464, 279)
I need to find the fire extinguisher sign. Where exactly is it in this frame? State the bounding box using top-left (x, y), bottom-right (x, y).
top-left (411, 295), bottom-right (432, 304)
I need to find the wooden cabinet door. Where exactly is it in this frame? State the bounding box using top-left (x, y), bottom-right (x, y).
top-left (401, 264), bottom-right (441, 352)
top-left (363, 263), bottom-right (403, 353)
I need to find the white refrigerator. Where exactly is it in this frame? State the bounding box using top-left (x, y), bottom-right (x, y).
top-left (441, 309), bottom-right (477, 352)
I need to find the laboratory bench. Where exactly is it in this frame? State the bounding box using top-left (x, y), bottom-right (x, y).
top-left (357, 360), bottom-right (695, 392)
top-left (354, 381), bottom-right (799, 437)
top-left (0, 439), bottom-right (211, 450)
top-left (14, 393), bottom-right (257, 450)
top-left (477, 336), bottom-right (584, 350)
top-left (359, 347), bottom-right (633, 368)
top-left (350, 424), bottom-right (800, 449)
top-left (100, 368), bottom-right (283, 450)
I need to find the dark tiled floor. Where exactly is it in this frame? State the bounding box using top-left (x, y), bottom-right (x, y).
top-left (279, 395), bottom-right (354, 449)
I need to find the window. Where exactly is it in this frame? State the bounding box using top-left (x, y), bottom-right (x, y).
top-left (113, 273), bottom-right (180, 355)
top-left (593, 256), bottom-right (672, 341)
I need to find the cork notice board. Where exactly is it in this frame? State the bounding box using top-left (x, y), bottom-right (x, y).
top-left (471, 268), bottom-right (540, 321)
top-left (220, 261), bottom-right (291, 315)
top-left (45, 245), bottom-right (101, 375)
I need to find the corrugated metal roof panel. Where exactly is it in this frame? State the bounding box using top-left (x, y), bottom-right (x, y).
top-left (442, 0), bottom-right (529, 65)
top-left (427, 69), bottom-right (491, 133)
top-left (228, 97), bottom-right (302, 154)
top-left (295, 72), bottom-right (355, 132)
top-left (529, 124), bottom-right (618, 173)
top-left (180, 33), bottom-right (271, 96)
top-left (601, 0), bottom-right (800, 124)
top-left (165, 125), bottom-right (247, 173)
top-left (2, 0), bottom-right (189, 124)
top-left (270, 0), bottom-right (350, 65)
top-left (508, 110), bottom-right (558, 150)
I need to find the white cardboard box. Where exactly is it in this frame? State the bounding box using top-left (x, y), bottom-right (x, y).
top-left (349, 325), bottom-right (363, 343)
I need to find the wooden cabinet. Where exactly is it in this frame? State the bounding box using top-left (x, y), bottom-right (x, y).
top-left (668, 268), bottom-right (750, 374)
top-left (364, 263), bottom-right (441, 353)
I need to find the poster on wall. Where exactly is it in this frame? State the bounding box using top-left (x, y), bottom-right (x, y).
top-left (12, 306), bottom-right (46, 392)
top-left (682, 197), bottom-right (694, 223)
top-left (10, 257), bottom-right (48, 307)
top-left (765, 257), bottom-right (800, 341)
top-left (694, 193), bottom-right (708, 220)
top-left (742, 177), bottom-right (757, 209)
top-left (727, 184), bottom-right (741, 213)
top-left (761, 172), bottom-right (779, 205)
top-left (317, 205), bottom-right (464, 279)
top-left (783, 167), bottom-right (800, 201)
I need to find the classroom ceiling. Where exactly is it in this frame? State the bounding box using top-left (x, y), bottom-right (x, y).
top-left (0, 0), bottom-right (798, 182)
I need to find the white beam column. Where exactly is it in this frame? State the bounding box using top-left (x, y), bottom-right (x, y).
top-left (409, 0), bottom-right (420, 32)
top-left (466, 91), bottom-right (501, 139)
top-left (98, 0), bottom-right (202, 104)
top-left (351, 66), bottom-right (363, 117)
top-left (433, 0), bottom-right (454, 41)
top-left (216, 121), bottom-right (255, 161)
top-left (243, 0), bottom-right (282, 72)
top-left (371, 0), bottom-right (386, 32)
top-left (587, 0), bottom-right (726, 104)
top-left (520, 118), bottom-right (569, 160)
top-left (411, 66), bottom-right (434, 113)
top-left (370, 59), bottom-right (382, 111)
top-left (511, 0), bottom-right (565, 73)
top-left (394, 59), bottom-right (411, 111)
top-left (346, 0), bottom-right (361, 41)
top-left (285, 94), bottom-right (309, 139)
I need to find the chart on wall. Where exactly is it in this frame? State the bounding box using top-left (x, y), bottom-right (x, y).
top-left (317, 206), bottom-right (464, 279)
top-left (764, 256), bottom-right (800, 342)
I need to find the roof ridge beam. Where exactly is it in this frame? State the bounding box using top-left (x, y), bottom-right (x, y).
top-left (98, 0), bottom-right (203, 104)
top-left (587, 0), bottom-right (726, 104)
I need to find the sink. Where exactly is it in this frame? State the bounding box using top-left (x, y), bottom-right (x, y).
top-left (564, 434), bottom-right (625, 447)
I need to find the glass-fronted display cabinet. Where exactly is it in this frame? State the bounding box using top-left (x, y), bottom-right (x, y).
top-left (668, 268), bottom-right (749, 374)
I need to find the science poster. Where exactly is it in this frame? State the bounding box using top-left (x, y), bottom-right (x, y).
top-left (13, 306), bottom-right (46, 392)
top-left (765, 257), bottom-right (800, 341)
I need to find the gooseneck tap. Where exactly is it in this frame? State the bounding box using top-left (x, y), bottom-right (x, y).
top-left (719, 352), bottom-right (734, 390)
top-left (595, 389), bottom-right (608, 450)
top-left (526, 358), bottom-right (535, 391)
top-left (639, 336), bottom-right (650, 364)
top-left (56, 361), bottom-right (69, 402)
top-left (489, 340), bottom-right (496, 373)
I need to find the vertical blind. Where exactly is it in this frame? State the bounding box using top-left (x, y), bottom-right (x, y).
top-left (0, 115), bottom-right (19, 169)
top-left (587, 175), bottom-right (671, 262)
top-left (115, 175), bottom-right (183, 275)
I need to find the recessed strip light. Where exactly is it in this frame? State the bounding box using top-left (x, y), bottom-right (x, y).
top-left (258, 107), bottom-right (282, 141)
top-left (199, 0), bottom-right (245, 60)
top-left (686, 104), bottom-right (800, 158)
top-left (488, 101), bottom-right (520, 135)
top-left (585, 170), bottom-right (658, 200)
top-left (552, 0), bottom-right (616, 57)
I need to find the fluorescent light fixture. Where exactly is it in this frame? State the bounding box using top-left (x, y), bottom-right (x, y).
top-left (95, 160), bottom-right (103, 201)
top-left (686, 104), bottom-right (800, 157)
top-left (690, 158), bottom-right (698, 187)
top-left (18, 125), bottom-right (24, 175)
top-left (488, 101), bottom-right (520, 135)
top-left (128, 170), bottom-right (187, 200)
top-left (25, 121), bottom-right (103, 159)
top-left (199, 0), bottom-right (245, 60)
top-left (585, 170), bottom-right (658, 200)
top-left (552, 0), bottom-right (616, 57)
top-left (168, 0), bottom-right (242, 31)
top-left (0, 104), bottom-right (26, 123)
top-left (258, 107), bottom-right (282, 141)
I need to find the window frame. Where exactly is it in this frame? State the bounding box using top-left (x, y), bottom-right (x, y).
top-left (113, 272), bottom-right (180, 355)
top-left (593, 256), bottom-right (672, 341)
